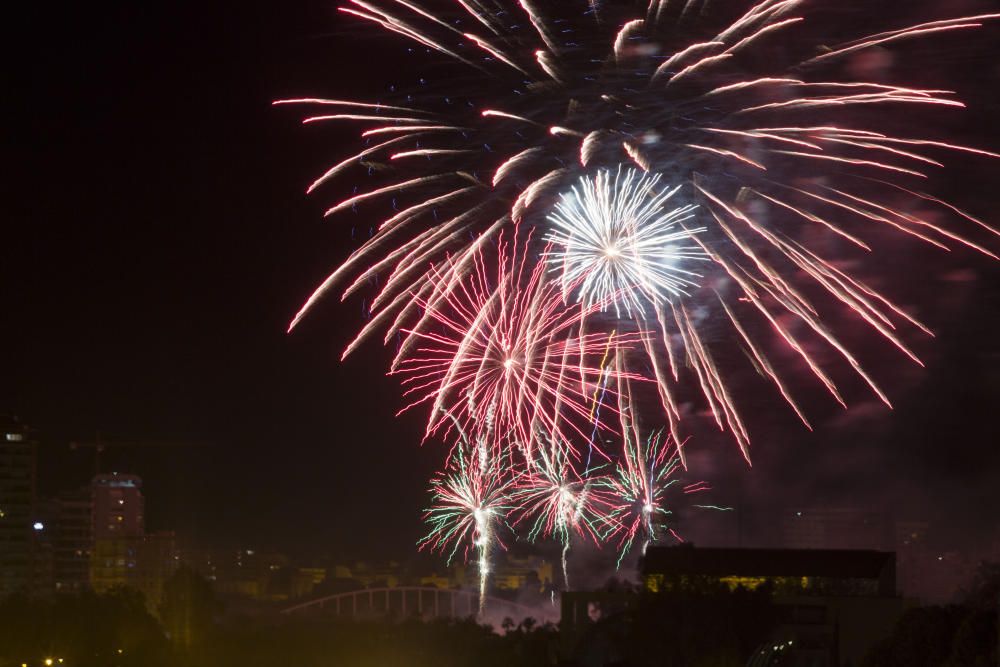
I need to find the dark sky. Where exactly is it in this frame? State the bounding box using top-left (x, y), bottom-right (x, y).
top-left (3, 0), bottom-right (443, 556)
top-left (3, 0), bottom-right (999, 559)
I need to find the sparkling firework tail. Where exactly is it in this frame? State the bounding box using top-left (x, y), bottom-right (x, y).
top-left (418, 425), bottom-right (514, 614)
top-left (510, 433), bottom-right (611, 589)
top-left (599, 428), bottom-right (722, 568)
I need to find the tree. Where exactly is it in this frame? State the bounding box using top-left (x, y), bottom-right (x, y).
top-left (0, 589), bottom-right (168, 667)
top-left (570, 580), bottom-right (777, 667)
top-left (866, 562), bottom-right (1000, 667)
top-left (862, 606), bottom-right (964, 667)
top-left (961, 561), bottom-right (1000, 611)
top-left (945, 608), bottom-right (998, 667)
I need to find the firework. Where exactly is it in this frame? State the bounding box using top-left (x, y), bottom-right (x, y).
top-left (600, 429), bottom-right (713, 567)
top-left (418, 429), bottom-right (513, 612)
top-left (509, 434), bottom-right (610, 588)
top-left (283, 1), bottom-right (998, 463)
top-left (599, 348), bottom-right (721, 565)
top-left (545, 165), bottom-right (707, 316)
top-left (393, 229), bottom-right (646, 457)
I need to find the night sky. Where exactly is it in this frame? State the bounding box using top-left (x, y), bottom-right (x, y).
top-left (4, 0), bottom-right (1000, 560)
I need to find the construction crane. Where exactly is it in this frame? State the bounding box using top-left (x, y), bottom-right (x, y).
top-left (68, 433), bottom-right (210, 478)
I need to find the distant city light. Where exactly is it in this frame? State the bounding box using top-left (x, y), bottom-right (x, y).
top-left (33, 521), bottom-right (44, 531)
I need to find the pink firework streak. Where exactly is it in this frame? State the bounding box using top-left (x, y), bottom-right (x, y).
top-left (418, 429), bottom-right (514, 612)
top-left (281, 1), bottom-right (999, 463)
top-left (393, 230), bottom-right (646, 458)
top-left (509, 433), bottom-right (612, 588)
top-left (600, 430), bottom-right (721, 567)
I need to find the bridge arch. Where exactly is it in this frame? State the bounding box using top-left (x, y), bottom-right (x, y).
top-left (281, 586), bottom-right (537, 620)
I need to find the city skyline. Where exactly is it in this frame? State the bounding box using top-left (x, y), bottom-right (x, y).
top-left (5, 411), bottom-right (997, 610)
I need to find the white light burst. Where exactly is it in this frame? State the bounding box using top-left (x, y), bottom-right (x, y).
top-left (545, 166), bottom-right (707, 316)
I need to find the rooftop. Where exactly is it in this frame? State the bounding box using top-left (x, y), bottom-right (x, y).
top-left (642, 545), bottom-right (895, 582)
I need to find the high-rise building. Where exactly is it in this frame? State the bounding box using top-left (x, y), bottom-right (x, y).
top-left (92, 473), bottom-right (144, 539)
top-left (0, 416), bottom-right (37, 597)
top-left (51, 488), bottom-right (93, 592)
top-left (90, 473), bottom-right (144, 593)
top-left (31, 498), bottom-right (56, 595)
top-left (89, 473), bottom-right (176, 608)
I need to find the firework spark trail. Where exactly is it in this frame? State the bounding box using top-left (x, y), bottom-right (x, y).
top-left (418, 426), bottom-right (513, 614)
top-left (509, 434), bottom-right (610, 588)
top-left (283, 2), bottom-right (1000, 582)
top-left (393, 230), bottom-right (647, 456)
top-left (599, 429), bottom-right (687, 567)
top-left (602, 356), bottom-right (723, 564)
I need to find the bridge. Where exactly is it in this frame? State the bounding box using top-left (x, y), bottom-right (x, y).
top-left (281, 586), bottom-right (539, 620)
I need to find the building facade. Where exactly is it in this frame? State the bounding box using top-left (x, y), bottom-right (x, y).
top-left (0, 416), bottom-right (37, 596)
top-left (89, 473), bottom-right (176, 608)
top-left (90, 473), bottom-right (145, 593)
top-left (52, 488), bottom-right (93, 592)
top-left (560, 545), bottom-right (905, 666)
top-left (92, 472), bottom-right (144, 539)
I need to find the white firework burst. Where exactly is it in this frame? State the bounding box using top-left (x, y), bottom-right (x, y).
top-left (545, 166), bottom-right (707, 316)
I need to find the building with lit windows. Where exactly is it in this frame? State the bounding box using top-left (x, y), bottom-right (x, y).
top-left (640, 545), bottom-right (897, 596)
top-left (491, 554), bottom-right (554, 592)
top-left (561, 545), bottom-right (905, 667)
top-left (0, 416), bottom-right (37, 596)
top-left (48, 487), bottom-right (93, 592)
top-left (92, 473), bottom-right (144, 539)
top-left (89, 473), bottom-right (177, 608)
top-left (90, 473), bottom-right (144, 594)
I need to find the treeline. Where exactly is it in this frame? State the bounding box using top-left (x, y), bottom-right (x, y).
top-left (201, 617), bottom-right (557, 667)
top-left (861, 562), bottom-right (999, 667)
top-left (0, 586), bottom-right (170, 667)
top-left (1, 564), bottom-right (996, 666)
top-left (0, 566), bottom-right (557, 667)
